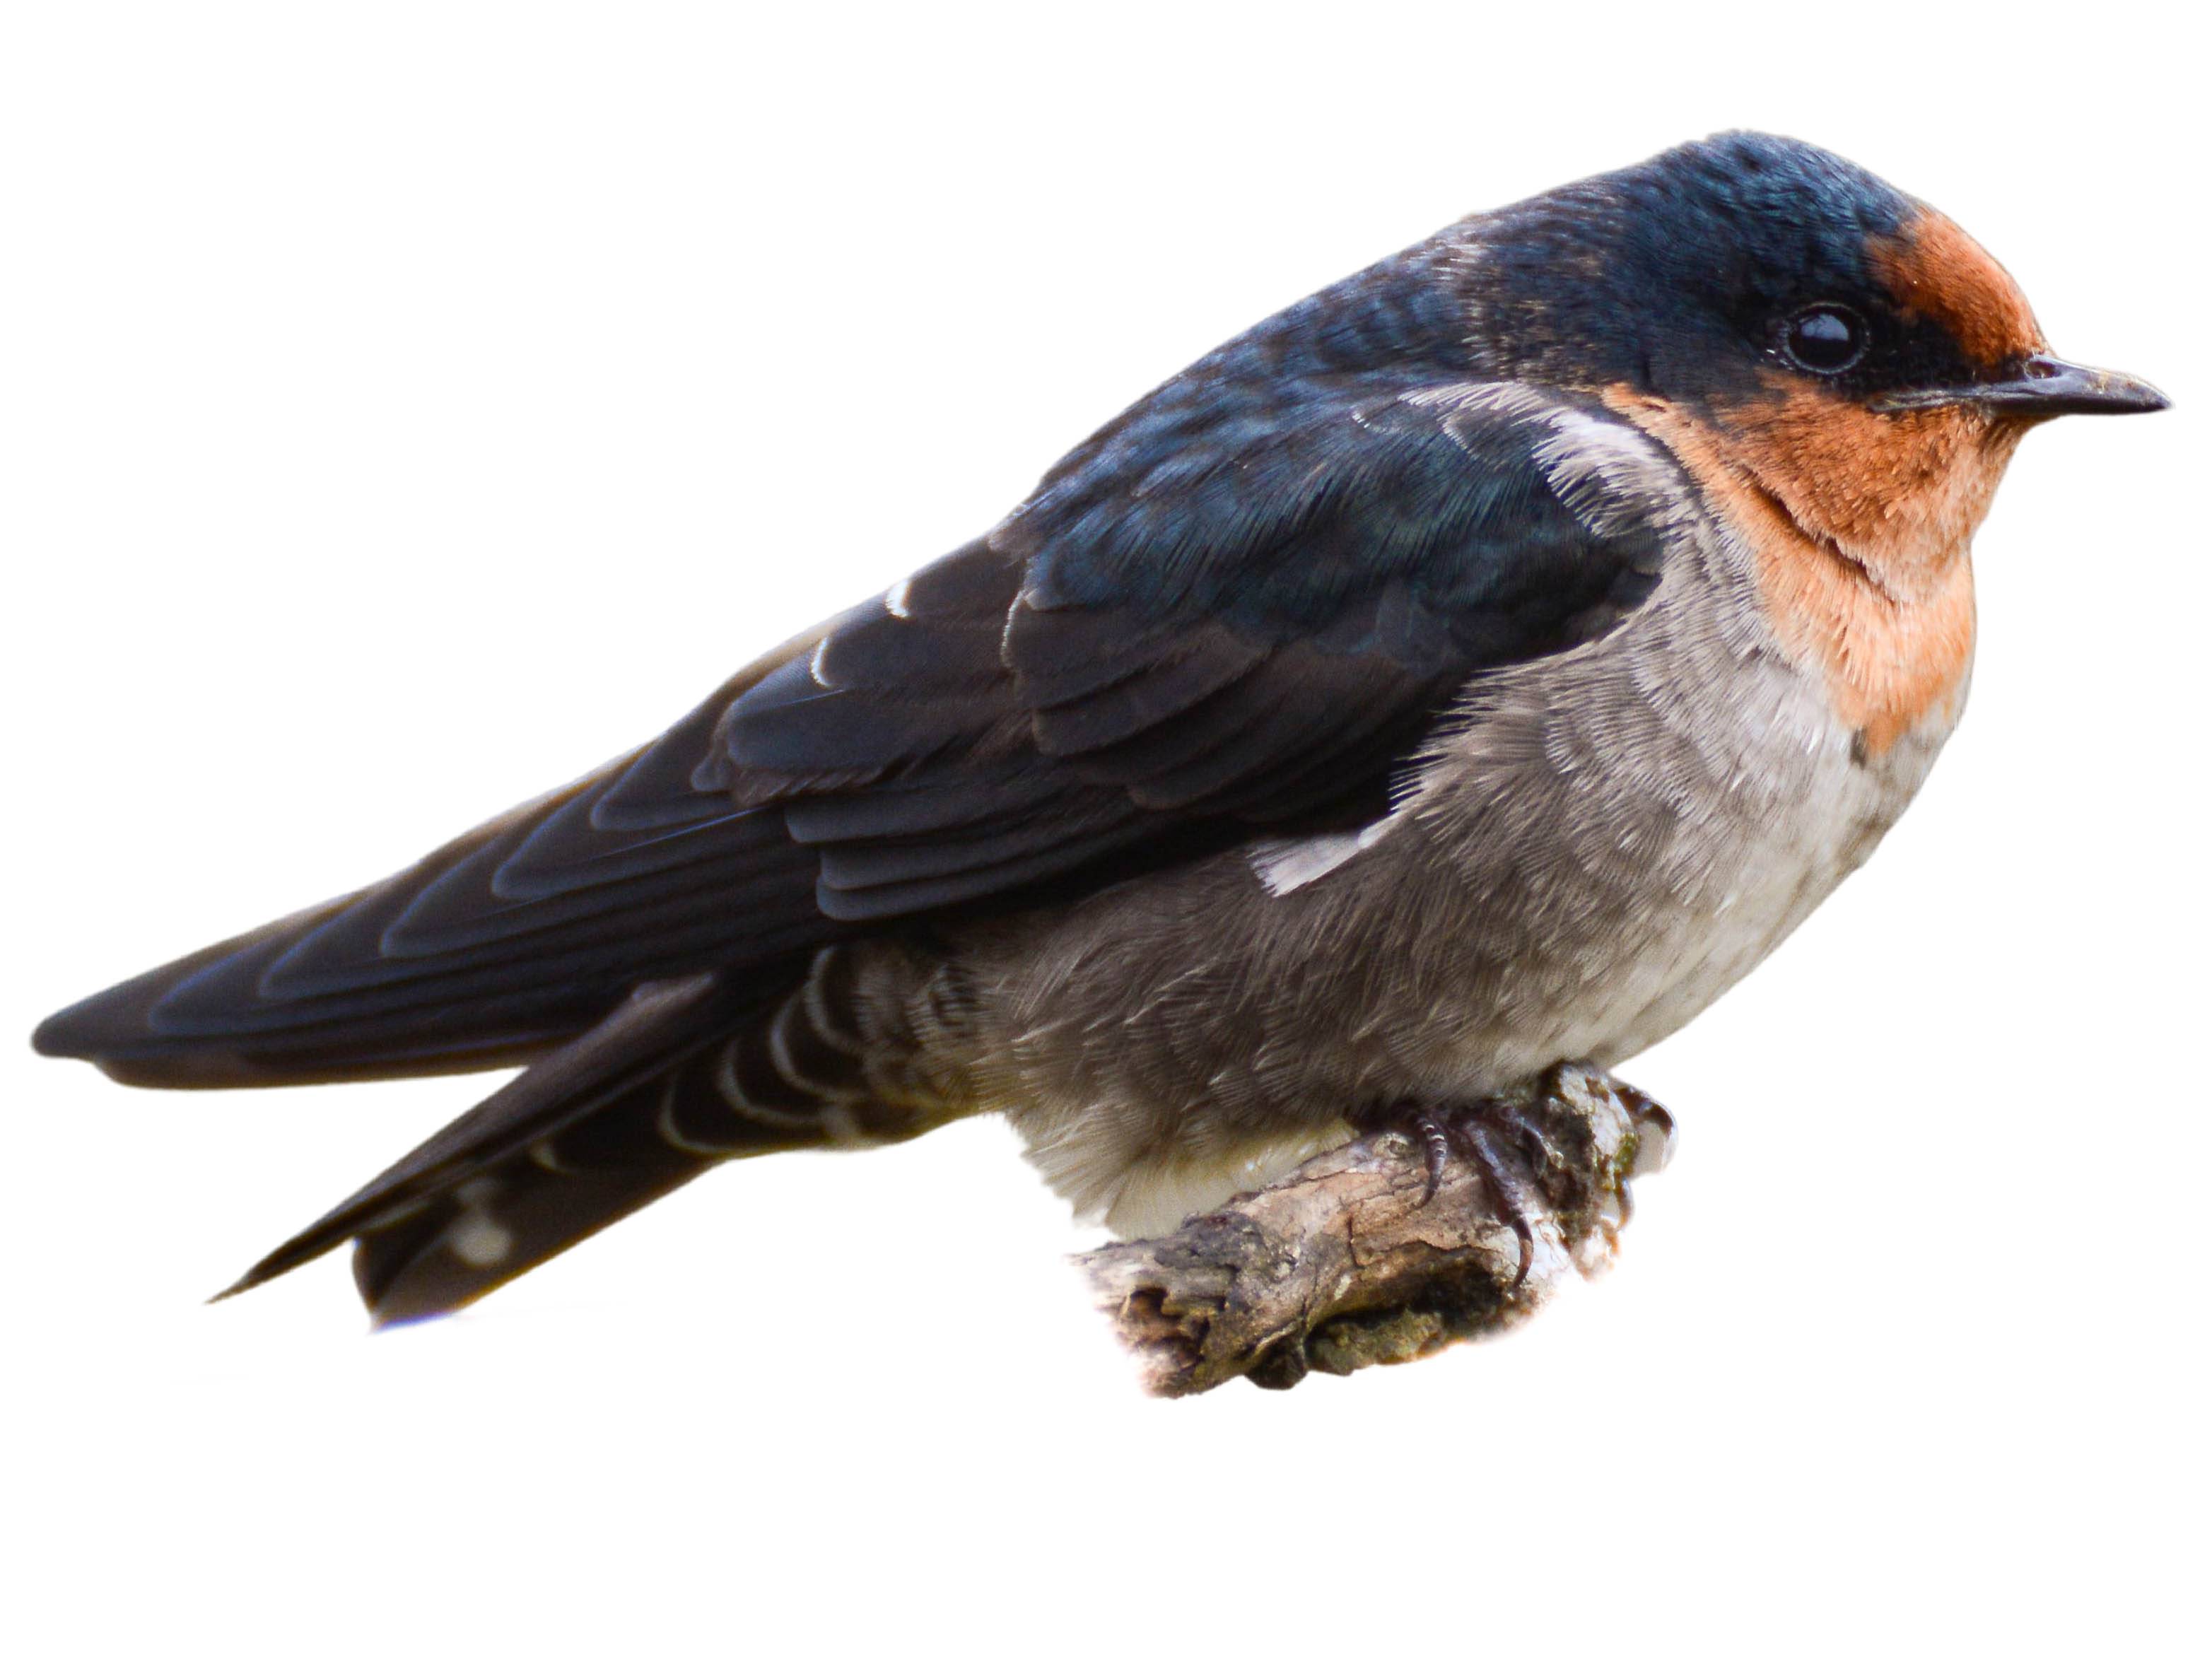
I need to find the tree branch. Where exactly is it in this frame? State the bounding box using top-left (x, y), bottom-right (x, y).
top-left (1076, 1065), bottom-right (1673, 1396)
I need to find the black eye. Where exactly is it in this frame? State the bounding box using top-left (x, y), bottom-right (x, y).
top-left (1781, 305), bottom-right (1868, 375)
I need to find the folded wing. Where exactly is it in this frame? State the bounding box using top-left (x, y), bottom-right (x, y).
top-left (35, 374), bottom-right (1683, 1088)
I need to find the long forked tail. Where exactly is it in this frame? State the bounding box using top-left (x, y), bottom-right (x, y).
top-left (222, 954), bottom-right (955, 1325)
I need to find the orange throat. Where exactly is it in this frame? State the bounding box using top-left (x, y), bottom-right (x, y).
top-left (1606, 381), bottom-right (2024, 757)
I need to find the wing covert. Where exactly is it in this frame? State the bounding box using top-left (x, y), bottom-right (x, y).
top-left (712, 376), bottom-right (1685, 920)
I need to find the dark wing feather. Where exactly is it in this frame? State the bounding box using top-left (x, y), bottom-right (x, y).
top-left (38, 368), bottom-right (1678, 1086)
top-left (32, 638), bottom-right (841, 1084)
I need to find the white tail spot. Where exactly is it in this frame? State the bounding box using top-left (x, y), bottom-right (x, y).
top-left (444, 1179), bottom-right (513, 1268)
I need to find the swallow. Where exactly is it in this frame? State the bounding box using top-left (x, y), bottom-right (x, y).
top-left (33, 131), bottom-right (2167, 1325)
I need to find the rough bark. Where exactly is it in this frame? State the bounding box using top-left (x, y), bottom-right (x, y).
top-left (1077, 1065), bottom-right (1673, 1396)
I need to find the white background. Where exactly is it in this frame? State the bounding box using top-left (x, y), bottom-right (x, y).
top-left (4, 4), bottom-right (2203, 1654)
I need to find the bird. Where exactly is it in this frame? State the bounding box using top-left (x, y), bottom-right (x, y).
top-left (33, 131), bottom-right (2167, 1325)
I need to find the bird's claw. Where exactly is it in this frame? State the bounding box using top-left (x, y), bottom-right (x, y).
top-left (1376, 1061), bottom-right (1673, 1289)
top-left (1395, 1101), bottom-right (1540, 1289)
top-left (1610, 1076), bottom-right (1677, 1173)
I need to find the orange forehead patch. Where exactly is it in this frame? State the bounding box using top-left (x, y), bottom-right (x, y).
top-left (1871, 208), bottom-right (2044, 370)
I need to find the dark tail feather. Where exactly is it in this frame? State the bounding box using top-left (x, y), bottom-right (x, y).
top-left (218, 954), bottom-right (941, 1323)
top-left (349, 1113), bottom-right (718, 1326)
top-left (216, 973), bottom-right (737, 1316)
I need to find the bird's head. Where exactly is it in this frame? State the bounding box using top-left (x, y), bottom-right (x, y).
top-left (1459, 131), bottom-right (2166, 581)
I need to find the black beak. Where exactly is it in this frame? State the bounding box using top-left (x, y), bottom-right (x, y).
top-left (1874, 355), bottom-right (2170, 418)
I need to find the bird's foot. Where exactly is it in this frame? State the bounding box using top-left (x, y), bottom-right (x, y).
top-left (1354, 1096), bottom-right (1547, 1287)
top-left (1355, 1061), bottom-right (1675, 1287)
